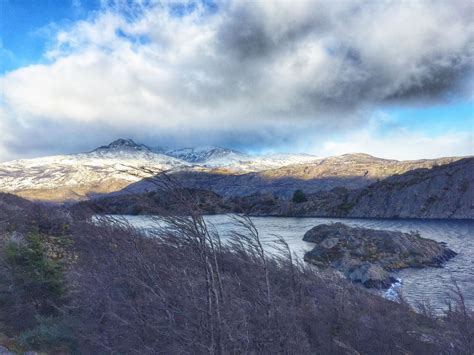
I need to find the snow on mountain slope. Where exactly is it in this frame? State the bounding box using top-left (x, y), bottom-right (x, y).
top-left (166, 146), bottom-right (248, 163)
top-left (0, 139), bottom-right (323, 201)
top-left (236, 153), bottom-right (322, 172)
top-left (166, 146), bottom-right (320, 172)
top-left (0, 139), bottom-right (190, 200)
top-left (13, 138), bottom-right (462, 203)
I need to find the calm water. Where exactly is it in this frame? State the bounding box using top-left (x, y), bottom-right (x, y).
top-left (116, 214), bottom-right (474, 311)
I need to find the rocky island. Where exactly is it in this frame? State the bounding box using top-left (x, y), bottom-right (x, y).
top-left (303, 223), bottom-right (457, 288)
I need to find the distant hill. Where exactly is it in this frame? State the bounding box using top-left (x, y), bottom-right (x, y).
top-left (166, 146), bottom-right (248, 164)
top-left (165, 146), bottom-right (321, 172)
top-left (84, 158), bottom-right (474, 220)
top-left (242, 158), bottom-right (474, 219)
top-left (345, 157), bottom-right (474, 219)
top-left (121, 153), bottom-right (463, 198)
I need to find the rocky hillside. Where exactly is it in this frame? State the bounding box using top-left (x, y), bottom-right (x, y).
top-left (75, 188), bottom-right (230, 216)
top-left (0, 193), bottom-right (34, 222)
top-left (244, 158), bottom-right (474, 219)
top-left (346, 157), bottom-right (474, 219)
top-left (121, 153), bottom-right (462, 199)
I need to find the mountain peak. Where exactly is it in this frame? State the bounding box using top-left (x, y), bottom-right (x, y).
top-left (95, 138), bottom-right (151, 152)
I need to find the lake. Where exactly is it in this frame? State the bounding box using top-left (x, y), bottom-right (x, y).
top-left (115, 214), bottom-right (474, 311)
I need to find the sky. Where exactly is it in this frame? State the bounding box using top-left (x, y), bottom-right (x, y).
top-left (0, 0), bottom-right (473, 161)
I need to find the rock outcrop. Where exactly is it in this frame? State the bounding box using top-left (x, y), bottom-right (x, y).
top-left (303, 223), bottom-right (456, 288)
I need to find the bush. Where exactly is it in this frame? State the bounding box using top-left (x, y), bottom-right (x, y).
top-left (18, 316), bottom-right (75, 351)
top-left (5, 233), bottom-right (65, 303)
top-left (0, 231), bottom-right (67, 335)
top-left (292, 189), bottom-right (308, 203)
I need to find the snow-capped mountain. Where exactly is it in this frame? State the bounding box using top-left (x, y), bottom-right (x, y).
top-left (166, 146), bottom-right (247, 164)
top-left (234, 153), bottom-right (322, 172)
top-left (0, 138), bottom-right (321, 201)
top-left (1, 138), bottom-right (461, 202)
top-left (166, 146), bottom-right (320, 172)
top-left (0, 139), bottom-right (189, 201)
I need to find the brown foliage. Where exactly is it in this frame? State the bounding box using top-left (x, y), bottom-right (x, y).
top-left (64, 212), bottom-right (470, 354)
top-left (0, 191), bottom-right (472, 354)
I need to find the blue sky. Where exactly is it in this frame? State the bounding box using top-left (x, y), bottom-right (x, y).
top-left (0, 0), bottom-right (472, 161)
top-left (1, 0), bottom-right (102, 73)
top-left (385, 102), bottom-right (473, 137)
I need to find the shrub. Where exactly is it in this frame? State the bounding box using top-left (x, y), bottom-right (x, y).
top-left (292, 189), bottom-right (308, 203)
top-left (0, 232), bottom-right (67, 333)
top-left (5, 233), bottom-right (65, 303)
top-left (18, 316), bottom-right (75, 352)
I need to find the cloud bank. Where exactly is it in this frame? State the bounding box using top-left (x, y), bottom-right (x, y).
top-left (0, 0), bottom-right (473, 160)
top-left (317, 114), bottom-right (474, 160)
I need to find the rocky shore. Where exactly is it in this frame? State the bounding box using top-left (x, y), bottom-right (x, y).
top-left (303, 223), bottom-right (457, 288)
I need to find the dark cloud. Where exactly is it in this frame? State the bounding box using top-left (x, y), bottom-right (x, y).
top-left (213, 0), bottom-right (473, 112)
top-left (384, 51), bottom-right (473, 103)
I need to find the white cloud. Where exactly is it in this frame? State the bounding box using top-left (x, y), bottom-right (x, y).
top-left (318, 123), bottom-right (474, 161)
top-left (0, 0), bottom-right (472, 159)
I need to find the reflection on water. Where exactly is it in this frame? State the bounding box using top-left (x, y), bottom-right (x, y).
top-left (116, 214), bottom-right (474, 310)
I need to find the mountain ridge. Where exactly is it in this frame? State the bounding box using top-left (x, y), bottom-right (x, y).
top-left (243, 157), bottom-right (474, 219)
top-left (0, 138), bottom-right (469, 203)
top-left (80, 158), bottom-right (474, 220)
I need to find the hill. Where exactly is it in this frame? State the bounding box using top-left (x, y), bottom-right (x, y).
top-left (84, 158), bottom-right (474, 220)
top-left (243, 158), bottom-right (474, 219)
top-left (120, 153), bottom-right (462, 198)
